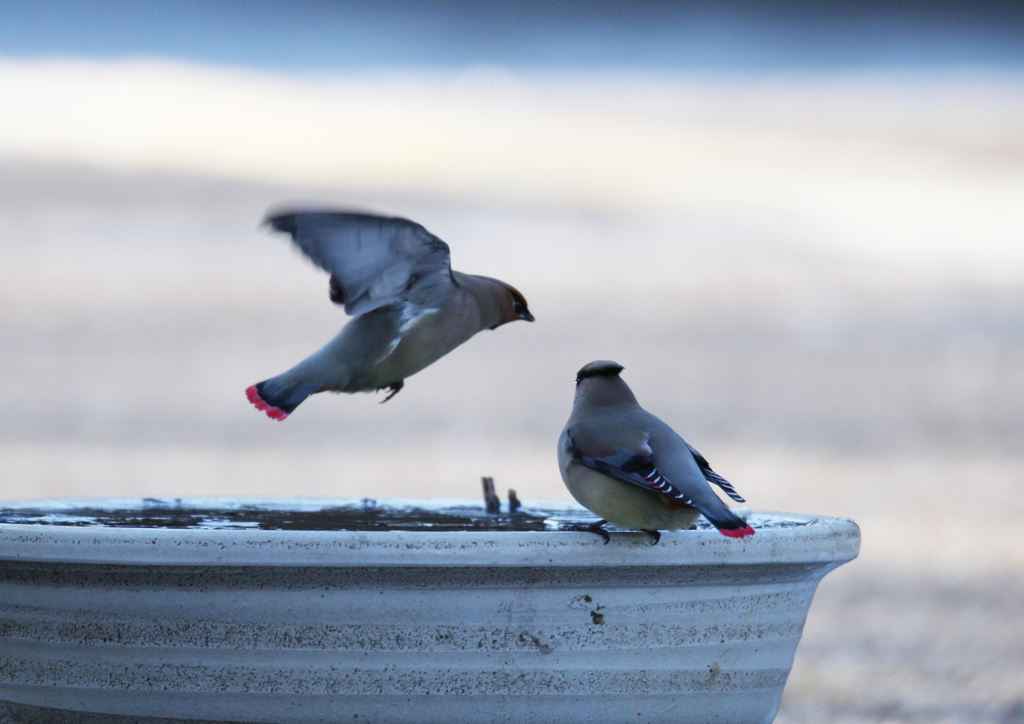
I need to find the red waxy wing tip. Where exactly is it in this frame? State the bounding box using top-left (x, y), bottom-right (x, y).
top-left (720, 525), bottom-right (755, 539)
top-left (245, 385), bottom-right (289, 421)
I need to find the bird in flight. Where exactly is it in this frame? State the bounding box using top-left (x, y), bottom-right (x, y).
top-left (246, 210), bottom-right (533, 420)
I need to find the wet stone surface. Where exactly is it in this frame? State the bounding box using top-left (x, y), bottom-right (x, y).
top-left (0, 499), bottom-right (553, 532)
top-left (0, 498), bottom-right (806, 533)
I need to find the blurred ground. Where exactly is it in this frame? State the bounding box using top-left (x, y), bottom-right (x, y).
top-left (1, 67), bottom-right (1023, 722)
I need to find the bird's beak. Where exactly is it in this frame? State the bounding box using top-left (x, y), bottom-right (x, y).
top-left (519, 310), bottom-right (535, 322)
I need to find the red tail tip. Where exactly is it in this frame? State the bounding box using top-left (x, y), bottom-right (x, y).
top-left (245, 385), bottom-right (289, 421)
top-left (720, 525), bottom-right (755, 539)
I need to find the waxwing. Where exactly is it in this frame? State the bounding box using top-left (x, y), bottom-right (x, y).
top-left (246, 210), bottom-right (533, 420)
top-left (558, 360), bottom-right (754, 543)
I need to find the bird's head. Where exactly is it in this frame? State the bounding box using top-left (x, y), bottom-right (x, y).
top-left (572, 360), bottom-right (637, 407)
top-left (508, 286), bottom-right (534, 323)
top-left (575, 360), bottom-right (625, 387)
top-left (483, 278), bottom-right (534, 328)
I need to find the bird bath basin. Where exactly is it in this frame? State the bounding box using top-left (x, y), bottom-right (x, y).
top-left (0, 497), bottom-right (859, 724)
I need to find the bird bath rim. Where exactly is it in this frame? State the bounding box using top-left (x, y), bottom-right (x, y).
top-left (0, 496), bottom-right (859, 568)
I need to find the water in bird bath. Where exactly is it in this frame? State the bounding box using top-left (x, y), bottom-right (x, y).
top-left (0, 497), bottom-right (807, 533)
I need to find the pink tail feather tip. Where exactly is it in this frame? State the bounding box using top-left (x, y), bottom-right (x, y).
top-left (245, 385), bottom-right (289, 421)
top-left (720, 525), bottom-right (755, 538)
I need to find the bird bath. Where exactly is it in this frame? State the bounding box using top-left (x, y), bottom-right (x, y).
top-left (0, 497), bottom-right (859, 724)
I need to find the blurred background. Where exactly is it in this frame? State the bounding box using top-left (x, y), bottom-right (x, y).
top-left (1, 1), bottom-right (1023, 721)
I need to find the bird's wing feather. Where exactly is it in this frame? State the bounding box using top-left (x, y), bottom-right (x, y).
top-left (576, 451), bottom-right (698, 507)
top-left (266, 211), bottom-right (452, 316)
top-left (565, 424), bottom-right (754, 538)
top-left (683, 441), bottom-right (746, 503)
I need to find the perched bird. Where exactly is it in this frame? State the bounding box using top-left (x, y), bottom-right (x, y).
top-left (246, 210), bottom-right (533, 420)
top-left (558, 360), bottom-right (754, 543)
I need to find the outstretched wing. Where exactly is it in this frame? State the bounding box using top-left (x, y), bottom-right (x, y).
top-left (684, 441), bottom-right (745, 503)
top-left (575, 451), bottom-right (698, 506)
top-left (266, 211), bottom-right (453, 316)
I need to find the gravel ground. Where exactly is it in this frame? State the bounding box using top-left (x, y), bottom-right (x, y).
top-left (778, 571), bottom-right (1024, 724)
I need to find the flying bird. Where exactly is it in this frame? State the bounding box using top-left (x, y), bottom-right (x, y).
top-left (558, 360), bottom-right (754, 543)
top-left (246, 210), bottom-right (533, 420)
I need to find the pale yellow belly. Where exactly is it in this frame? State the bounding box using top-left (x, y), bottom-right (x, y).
top-left (562, 463), bottom-right (700, 532)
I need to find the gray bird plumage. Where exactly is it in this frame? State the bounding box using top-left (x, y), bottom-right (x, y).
top-left (558, 360), bottom-right (754, 541)
top-left (246, 210), bottom-right (533, 420)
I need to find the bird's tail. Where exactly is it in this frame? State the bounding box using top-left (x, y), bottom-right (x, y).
top-left (700, 505), bottom-right (755, 539)
top-left (245, 376), bottom-right (319, 421)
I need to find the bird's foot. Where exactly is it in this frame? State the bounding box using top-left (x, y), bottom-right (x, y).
top-left (328, 278), bottom-right (345, 305)
top-left (643, 529), bottom-right (661, 546)
top-left (377, 380), bottom-right (404, 403)
top-left (571, 519), bottom-right (610, 544)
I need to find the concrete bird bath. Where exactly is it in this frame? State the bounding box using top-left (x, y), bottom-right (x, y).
top-left (0, 497), bottom-right (858, 724)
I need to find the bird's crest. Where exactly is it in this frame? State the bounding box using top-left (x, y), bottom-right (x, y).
top-left (575, 360), bottom-right (624, 387)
